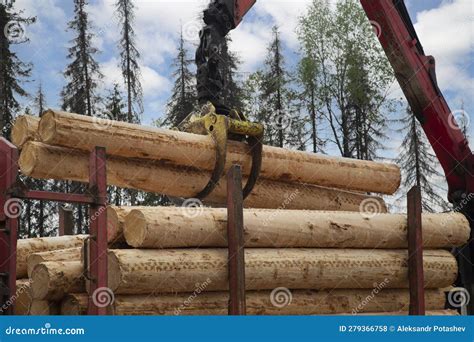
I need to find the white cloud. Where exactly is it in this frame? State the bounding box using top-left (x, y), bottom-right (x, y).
top-left (414, 0), bottom-right (473, 103)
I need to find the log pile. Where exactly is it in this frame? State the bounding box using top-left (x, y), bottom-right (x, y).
top-left (14, 111), bottom-right (397, 211)
top-left (12, 208), bottom-right (468, 316)
top-left (8, 112), bottom-right (467, 316)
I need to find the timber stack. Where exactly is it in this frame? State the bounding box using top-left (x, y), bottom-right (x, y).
top-left (9, 112), bottom-right (467, 316)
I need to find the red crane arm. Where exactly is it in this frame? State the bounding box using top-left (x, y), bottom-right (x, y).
top-left (234, 0), bottom-right (256, 26)
top-left (359, 0), bottom-right (474, 205)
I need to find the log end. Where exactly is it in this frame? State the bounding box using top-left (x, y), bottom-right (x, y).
top-left (107, 251), bottom-right (121, 293)
top-left (11, 115), bottom-right (39, 148)
top-left (61, 293), bottom-right (88, 315)
top-left (123, 210), bottom-right (147, 247)
top-left (18, 142), bottom-right (38, 176)
top-left (37, 109), bottom-right (57, 144)
top-left (107, 207), bottom-right (120, 244)
top-left (30, 263), bottom-right (50, 300)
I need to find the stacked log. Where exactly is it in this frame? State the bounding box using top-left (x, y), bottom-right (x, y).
top-left (18, 142), bottom-right (387, 211)
top-left (17, 235), bottom-right (87, 279)
top-left (27, 247), bottom-right (81, 277)
top-left (37, 110), bottom-right (401, 194)
top-left (61, 288), bottom-right (448, 316)
top-left (11, 115), bottom-right (40, 148)
top-left (123, 207), bottom-right (469, 248)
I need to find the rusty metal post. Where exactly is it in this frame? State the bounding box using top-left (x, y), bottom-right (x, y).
top-left (226, 164), bottom-right (246, 315)
top-left (58, 206), bottom-right (74, 236)
top-left (0, 138), bottom-right (19, 315)
top-left (407, 185), bottom-right (425, 315)
top-left (87, 147), bottom-right (108, 315)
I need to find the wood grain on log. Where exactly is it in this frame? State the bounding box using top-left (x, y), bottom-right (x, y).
top-left (19, 142), bottom-right (387, 211)
top-left (106, 249), bottom-right (457, 294)
top-left (124, 207), bottom-right (469, 248)
top-left (38, 110), bottom-right (400, 194)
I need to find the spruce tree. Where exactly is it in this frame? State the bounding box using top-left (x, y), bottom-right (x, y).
top-left (220, 37), bottom-right (245, 112)
top-left (0, 2), bottom-right (34, 138)
top-left (397, 106), bottom-right (449, 212)
top-left (61, 0), bottom-right (102, 117)
top-left (298, 55), bottom-right (325, 153)
top-left (60, 0), bottom-right (102, 232)
top-left (116, 0), bottom-right (142, 124)
top-left (259, 26), bottom-right (303, 149)
top-left (166, 28), bottom-right (197, 127)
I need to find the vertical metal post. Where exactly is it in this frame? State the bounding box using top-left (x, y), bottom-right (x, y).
top-left (58, 206), bottom-right (74, 236)
top-left (226, 164), bottom-right (246, 315)
top-left (407, 185), bottom-right (425, 315)
top-left (87, 147), bottom-right (108, 315)
top-left (0, 138), bottom-right (18, 315)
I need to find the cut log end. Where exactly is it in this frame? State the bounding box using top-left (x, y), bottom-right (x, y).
top-left (18, 142), bottom-right (38, 176)
top-left (61, 293), bottom-right (88, 315)
top-left (123, 210), bottom-right (147, 247)
top-left (11, 115), bottom-right (40, 148)
top-left (30, 264), bottom-right (50, 300)
top-left (38, 110), bottom-right (57, 144)
top-left (107, 251), bottom-right (121, 293)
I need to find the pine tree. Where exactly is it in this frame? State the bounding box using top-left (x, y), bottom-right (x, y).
top-left (220, 37), bottom-right (245, 112)
top-left (0, 2), bottom-right (34, 138)
top-left (61, 0), bottom-right (102, 117)
top-left (298, 55), bottom-right (325, 153)
top-left (259, 26), bottom-right (303, 149)
top-left (60, 0), bottom-right (102, 233)
top-left (166, 28), bottom-right (197, 127)
top-left (397, 106), bottom-right (449, 212)
top-left (116, 0), bottom-right (142, 124)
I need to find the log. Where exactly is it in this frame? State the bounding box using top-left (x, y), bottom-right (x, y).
top-left (29, 300), bottom-right (60, 315)
top-left (108, 206), bottom-right (150, 245)
top-left (61, 289), bottom-right (446, 316)
top-left (19, 142), bottom-right (387, 211)
top-left (124, 207), bottom-right (469, 249)
top-left (17, 235), bottom-right (88, 279)
top-left (38, 110), bottom-right (401, 194)
top-left (14, 279), bottom-right (33, 315)
top-left (60, 293), bottom-right (89, 315)
top-left (337, 310), bottom-right (458, 316)
top-left (107, 249), bottom-right (457, 294)
top-left (11, 115), bottom-right (40, 148)
top-left (30, 261), bottom-right (85, 301)
top-left (27, 247), bottom-right (81, 278)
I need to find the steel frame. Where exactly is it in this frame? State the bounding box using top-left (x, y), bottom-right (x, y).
top-left (0, 138), bottom-right (108, 315)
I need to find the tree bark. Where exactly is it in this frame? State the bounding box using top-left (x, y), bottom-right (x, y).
top-left (30, 261), bottom-right (84, 301)
top-left (106, 249), bottom-right (457, 295)
top-left (37, 110), bottom-right (400, 194)
top-left (16, 235), bottom-right (87, 279)
top-left (124, 207), bottom-right (469, 249)
top-left (11, 115), bottom-right (40, 148)
top-left (19, 142), bottom-right (387, 212)
top-left (61, 288), bottom-right (446, 316)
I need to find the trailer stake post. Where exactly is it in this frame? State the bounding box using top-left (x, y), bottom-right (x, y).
top-left (87, 147), bottom-right (108, 315)
top-left (226, 164), bottom-right (246, 315)
top-left (407, 185), bottom-right (425, 315)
